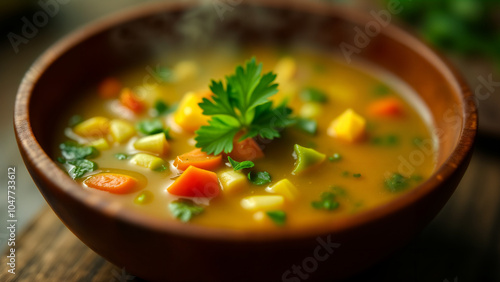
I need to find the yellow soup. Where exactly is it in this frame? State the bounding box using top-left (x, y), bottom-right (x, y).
top-left (54, 46), bottom-right (436, 230)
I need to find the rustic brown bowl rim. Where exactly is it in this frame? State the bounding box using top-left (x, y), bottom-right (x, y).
top-left (14, 0), bottom-right (477, 242)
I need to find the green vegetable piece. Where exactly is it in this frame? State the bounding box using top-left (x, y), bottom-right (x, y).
top-left (68, 115), bottom-right (83, 127)
top-left (385, 173), bottom-right (409, 192)
top-left (247, 171), bottom-right (271, 185)
top-left (228, 156), bottom-right (254, 171)
top-left (154, 100), bottom-right (169, 116)
top-left (353, 173), bottom-right (362, 178)
top-left (373, 84), bottom-right (390, 96)
top-left (114, 153), bottom-right (129, 160)
top-left (155, 66), bottom-right (173, 82)
top-left (292, 144), bottom-right (326, 175)
top-left (300, 87), bottom-right (328, 103)
top-left (295, 118), bottom-right (318, 135)
top-left (195, 58), bottom-right (295, 155)
top-left (328, 153), bottom-right (342, 162)
top-left (266, 210), bottom-right (287, 226)
top-left (153, 164), bottom-right (169, 172)
top-left (134, 191), bottom-right (154, 205)
top-left (67, 159), bottom-right (97, 179)
top-left (169, 200), bottom-right (204, 222)
top-left (137, 119), bottom-right (164, 135)
top-left (371, 135), bottom-right (399, 146)
top-left (163, 128), bottom-right (172, 140)
top-left (311, 192), bottom-right (339, 211)
top-left (59, 142), bottom-right (99, 160)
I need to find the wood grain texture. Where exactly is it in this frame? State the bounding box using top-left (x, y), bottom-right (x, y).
top-left (1, 143), bottom-right (498, 282)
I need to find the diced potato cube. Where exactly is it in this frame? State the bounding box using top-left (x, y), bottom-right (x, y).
top-left (327, 108), bottom-right (366, 142)
top-left (274, 57), bottom-right (297, 82)
top-left (219, 169), bottom-right (247, 195)
top-left (130, 153), bottom-right (165, 170)
top-left (110, 119), bottom-right (135, 143)
top-left (73, 117), bottom-right (109, 138)
top-left (88, 138), bottom-right (110, 151)
top-left (173, 92), bottom-right (211, 132)
top-left (266, 179), bottom-right (299, 202)
top-left (134, 133), bottom-right (169, 155)
top-left (173, 61), bottom-right (199, 82)
top-left (299, 102), bottom-right (322, 119)
top-left (240, 195), bottom-right (284, 211)
top-left (134, 85), bottom-right (161, 107)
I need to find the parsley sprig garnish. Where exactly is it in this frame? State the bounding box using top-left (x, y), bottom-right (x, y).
top-left (195, 58), bottom-right (294, 155)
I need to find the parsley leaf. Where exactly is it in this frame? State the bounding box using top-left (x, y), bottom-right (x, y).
top-left (67, 159), bottom-right (97, 179)
top-left (311, 192), bottom-right (340, 211)
top-left (385, 173), bottom-right (409, 192)
top-left (137, 119), bottom-right (164, 135)
top-left (60, 142), bottom-right (99, 160)
top-left (295, 118), bottom-right (317, 135)
top-left (169, 200), bottom-right (204, 222)
top-left (300, 87), bottom-right (328, 103)
top-left (247, 171), bottom-right (271, 185)
top-left (153, 100), bottom-right (169, 116)
top-left (195, 58), bottom-right (294, 155)
top-left (228, 156), bottom-right (254, 171)
top-left (266, 210), bottom-right (287, 226)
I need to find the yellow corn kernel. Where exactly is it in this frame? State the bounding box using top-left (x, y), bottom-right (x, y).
top-left (173, 92), bottom-right (210, 132)
top-left (266, 179), bottom-right (299, 202)
top-left (110, 119), bottom-right (135, 143)
top-left (219, 169), bottom-right (247, 195)
top-left (130, 153), bottom-right (165, 170)
top-left (88, 138), bottom-right (110, 151)
top-left (299, 102), bottom-right (322, 119)
top-left (274, 57), bottom-right (297, 82)
top-left (134, 133), bottom-right (169, 155)
top-left (327, 108), bottom-right (366, 142)
top-left (240, 195), bottom-right (284, 211)
top-left (73, 117), bottom-right (109, 138)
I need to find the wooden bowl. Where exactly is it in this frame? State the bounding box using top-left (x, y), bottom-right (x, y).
top-left (14, 1), bottom-right (477, 281)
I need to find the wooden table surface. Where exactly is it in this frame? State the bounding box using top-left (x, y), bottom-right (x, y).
top-left (1, 138), bottom-right (499, 282)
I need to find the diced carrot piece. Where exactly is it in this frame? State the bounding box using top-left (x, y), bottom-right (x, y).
top-left (174, 148), bottom-right (222, 171)
top-left (167, 166), bottom-right (220, 198)
top-left (229, 137), bottom-right (264, 161)
top-left (98, 77), bottom-right (122, 99)
top-left (84, 173), bottom-right (137, 194)
top-left (120, 88), bottom-right (145, 114)
top-left (367, 97), bottom-right (404, 118)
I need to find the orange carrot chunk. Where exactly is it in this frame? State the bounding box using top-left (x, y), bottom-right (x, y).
top-left (367, 97), bottom-right (404, 118)
top-left (120, 88), bottom-right (145, 114)
top-left (84, 173), bottom-right (137, 194)
top-left (174, 148), bottom-right (222, 171)
top-left (98, 77), bottom-right (122, 99)
top-left (228, 137), bottom-right (264, 162)
top-left (167, 166), bottom-right (220, 198)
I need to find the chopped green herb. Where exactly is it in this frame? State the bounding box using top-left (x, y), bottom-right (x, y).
top-left (342, 171), bottom-right (350, 177)
top-left (56, 157), bottom-right (66, 164)
top-left (114, 153), bottom-right (129, 160)
top-left (266, 210), bottom-right (287, 226)
top-left (163, 128), bottom-right (172, 140)
top-left (371, 135), bottom-right (399, 146)
top-left (373, 84), bottom-right (390, 96)
top-left (59, 142), bottom-right (99, 160)
top-left (154, 100), bottom-right (169, 116)
top-left (155, 66), bottom-right (173, 82)
top-left (328, 153), bottom-right (342, 162)
top-left (195, 58), bottom-right (295, 155)
top-left (137, 119), bottom-right (164, 135)
top-left (228, 156), bottom-right (254, 171)
top-left (67, 159), bottom-right (97, 179)
top-left (300, 87), bottom-right (328, 103)
top-left (385, 173), bottom-right (409, 192)
top-left (134, 190), bottom-right (154, 205)
top-left (353, 173), bottom-right (362, 178)
top-left (311, 192), bottom-right (339, 211)
top-left (248, 171), bottom-right (271, 185)
top-left (295, 118), bottom-right (318, 135)
top-left (169, 200), bottom-right (204, 222)
top-left (68, 115), bottom-right (83, 127)
top-left (153, 164), bottom-right (169, 172)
